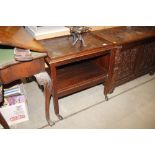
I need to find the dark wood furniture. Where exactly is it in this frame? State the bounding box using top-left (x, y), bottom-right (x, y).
top-left (0, 27), bottom-right (53, 127)
top-left (0, 26), bottom-right (155, 124)
top-left (0, 48), bottom-right (54, 128)
top-left (38, 33), bottom-right (117, 119)
top-left (92, 26), bottom-right (155, 92)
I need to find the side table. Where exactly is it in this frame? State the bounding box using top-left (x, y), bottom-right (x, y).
top-left (0, 49), bottom-right (54, 128)
top-left (40, 33), bottom-right (117, 120)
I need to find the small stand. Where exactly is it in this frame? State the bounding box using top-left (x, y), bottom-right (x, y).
top-left (68, 26), bottom-right (90, 47)
top-left (71, 32), bottom-right (87, 47)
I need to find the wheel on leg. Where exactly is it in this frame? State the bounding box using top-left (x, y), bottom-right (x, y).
top-left (105, 95), bottom-right (109, 101)
top-left (56, 114), bottom-right (63, 120)
top-left (47, 120), bottom-right (55, 126)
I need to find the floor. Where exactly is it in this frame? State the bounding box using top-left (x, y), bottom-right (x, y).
top-left (2, 74), bottom-right (155, 129)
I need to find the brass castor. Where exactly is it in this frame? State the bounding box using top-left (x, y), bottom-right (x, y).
top-left (56, 114), bottom-right (63, 120)
top-left (149, 71), bottom-right (155, 76)
top-left (105, 95), bottom-right (109, 101)
top-left (48, 120), bottom-right (55, 126)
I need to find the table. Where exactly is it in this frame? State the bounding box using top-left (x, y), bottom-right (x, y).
top-left (39, 33), bottom-right (116, 119)
top-left (0, 48), bottom-right (54, 128)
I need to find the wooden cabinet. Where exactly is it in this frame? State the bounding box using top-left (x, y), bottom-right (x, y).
top-left (92, 26), bottom-right (155, 90)
top-left (39, 33), bottom-right (115, 118)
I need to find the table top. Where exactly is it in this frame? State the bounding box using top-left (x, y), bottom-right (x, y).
top-left (92, 26), bottom-right (155, 45)
top-left (39, 32), bottom-right (113, 58)
top-left (0, 48), bottom-right (47, 69)
top-left (0, 26), bottom-right (46, 52)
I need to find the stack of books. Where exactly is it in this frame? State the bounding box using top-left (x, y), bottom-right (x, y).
top-left (14, 47), bottom-right (32, 61)
top-left (4, 85), bottom-right (23, 97)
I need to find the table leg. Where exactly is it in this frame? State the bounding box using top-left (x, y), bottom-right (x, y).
top-left (0, 112), bottom-right (10, 129)
top-left (104, 48), bottom-right (117, 101)
top-left (50, 64), bottom-right (63, 120)
top-left (34, 72), bottom-right (55, 126)
top-left (44, 82), bottom-right (55, 126)
top-left (0, 84), bottom-right (9, 129)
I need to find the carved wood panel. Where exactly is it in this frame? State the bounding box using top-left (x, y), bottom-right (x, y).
top-left (113, 42), bottom-right (155, 86)
top-left (136, 42), bottom-right (155, 73)
top-left (114, 47), bottom-right (138, 81)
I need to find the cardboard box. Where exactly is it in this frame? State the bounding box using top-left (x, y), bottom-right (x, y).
top-left (0, 100), bottom-right (29, 126)
top-left (0, 85), bottom-right (29, 126)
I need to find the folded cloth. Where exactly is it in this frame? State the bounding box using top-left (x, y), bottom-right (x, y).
top-left (34, 72), bottom-right (52, 91)
top-left (14, 48), bottom-right (33, 61)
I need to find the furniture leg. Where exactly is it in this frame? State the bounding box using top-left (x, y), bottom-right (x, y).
top-left (44, 83), bottom-right (55, 126)
top-left (149, 70), bottom-right (155, 75)
top-left (0, 84), bottom-right (9, 129)
top-left (50, 64), bottom-right (63, 120)
top-left (104, 48), bottom-right (118, 101)
top-left (34, 72), bottom-right (55, 126)
top-left (0, 112), bottom-right (10, 129)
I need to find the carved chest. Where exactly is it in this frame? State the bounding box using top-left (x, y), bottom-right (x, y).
top-left (92, 26), bottom-right (155, 90)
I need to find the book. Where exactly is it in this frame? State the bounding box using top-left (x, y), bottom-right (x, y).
top-left (4, 85), bottom-right (23, 97)
top-left (5, 95), bottom-right (26, 106)
top-left (25, 26), bottom-right (70, 40)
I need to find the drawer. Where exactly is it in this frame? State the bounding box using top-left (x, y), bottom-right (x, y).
top-left (0, 58), bottom-right (45, 84)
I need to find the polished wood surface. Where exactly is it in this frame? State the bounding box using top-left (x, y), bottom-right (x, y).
top-left (39, 33), bottom-right (112, 58)
top-left (92, 26), bottom-right (155, 45)
top-left (39, 33), bottom-right (113, 66)
top-left (0, 26), bottom-right (46, 52)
